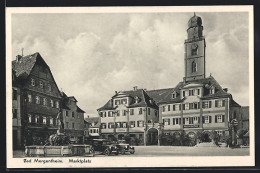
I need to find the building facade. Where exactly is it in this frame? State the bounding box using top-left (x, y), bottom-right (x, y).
top-left (97, 88), bottom-right (159, 145)
top-left (157, 14), bottom-right (241, 142)
top-left (84, 117), bottom-right (101, 140)
top-left (60, 91), bottom-right (85, 144)
top-left (12, 53), bottom-right (62, 148)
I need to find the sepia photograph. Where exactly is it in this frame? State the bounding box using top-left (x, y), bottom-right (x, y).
top-left (6, 6), bottom-right (254, 168)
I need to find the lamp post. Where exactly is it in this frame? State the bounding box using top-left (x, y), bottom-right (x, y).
top-left (143, 107), bottom-right (147, 146)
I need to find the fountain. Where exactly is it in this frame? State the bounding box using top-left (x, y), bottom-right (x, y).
top-left (25, 110), bottom-right (94, 157)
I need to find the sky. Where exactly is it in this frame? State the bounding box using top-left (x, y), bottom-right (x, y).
top-left (11, 12), bottom-right (250, 117)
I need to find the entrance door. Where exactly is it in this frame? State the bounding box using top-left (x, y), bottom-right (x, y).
top-left (147, 128), bottom-right (158, 145)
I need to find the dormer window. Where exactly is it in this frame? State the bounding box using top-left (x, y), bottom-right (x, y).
top-left (210, 87), bottom-right (215, 94)
top-left (172, 92), bottom-right (177, 98)
top-left (121, 99), bottom-right (127, 104)
top-left (39, 81), bottom-right (43, 88)
top-left (31, 78), bottom-right (35, 86)
top-left (134, 96), bottom-right (139, 103)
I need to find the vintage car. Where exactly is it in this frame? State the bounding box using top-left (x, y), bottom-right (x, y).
top-left (89, 139), bottom-right (119, 156)
top-left (115, 140), bottom-right (135, 154)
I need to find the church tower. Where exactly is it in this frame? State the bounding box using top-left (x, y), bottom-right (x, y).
top-left (184, 13), bottom-right (206, 82)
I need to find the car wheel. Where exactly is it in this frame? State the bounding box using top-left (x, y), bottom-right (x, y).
top-left (104, 149), bottom-right (110, 156)
top-left (121, 149), bottom-right (125, 155)
top-left (130, 151), bottom-right (135, 154)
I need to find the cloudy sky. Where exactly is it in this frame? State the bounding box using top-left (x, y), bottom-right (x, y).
top-left (11, 11), bottom-right (249, 117)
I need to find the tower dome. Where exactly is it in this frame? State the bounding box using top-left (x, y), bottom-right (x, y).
top-left (188, 12), bottom-right (202, 28)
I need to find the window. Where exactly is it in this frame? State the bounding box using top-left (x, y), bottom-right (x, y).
top-left (28, 114), bottom-right (32, 123)
top-left (215, 100), bottom-right (226, 107)
top-left (50, 117), bottom-right (53, 125)
top-left (43, 98), bottom-right (47, 106)
top-left (35, 115), bottom-right (39, 124)
top-left (185, 118), bottom-right (189, 124)
top-left (116, 122), bottom-right (121, 128)
top-left (139, 108), bottom-right (143, 115)
top-left (66, 122), bottom-right (69, 128)
top-left (163, 119), bottom-right (170, 126)
top-left (189, 89), bottom-right (194, 96)
top-left (192, 61), bottom-right (197, 72)
top-left (193, 117), bottom-right (199, 124)
top-left (36, 96), bottom-right (40, 104)
top-left (72, 112), bottom-right (74, 117)
top-left (121, 99), bottom-right (127, 104)
top-left (215, 115), bottom-right (225, 123)
top-left (185, 103), bottom-right (189, 110)
top-left (55, 101), bottom-right (59, 108)
top-left (173, 118), bottom-right (180, 125)
top-left (137, 121), bottom-right (144, 127)
top-left (72, 123), bottom-right (75, 128)
top-left (148, 108), bottom-right (150, 115)
top-left (183, 91), bottom-right (186, 97)
top-left (115, 100), bottom-right (120, 105)
top-left (66, 111), bottom-right (68, 116)
top-left (210, 87), bottom-right (215, 94)
top-left (13, 109), bottom-right (17, 119)
top-left (122, 122), bottom-right (127, 128)
top-left (108, 111), bottom-right (112, 117)
top-left (116, 110), bottom-right (120, 116)
top-left (50, 99), bottom-right (54, 107)
top-left (47, 84), bottom-right (51, 91)
top-left (202, 101), bottom-right (212, 109)
top-left (130, 121), bottom-right (135, 128)
top-left (168, 105), bottom-right (170, 111)
top-left (28, 94), bottom-right (32, 103)
top-left (12, 89), bottom-right (17, 100)
top-left (101, 123), bottom-right (107, 129)
top-left (192, 48), bottom-right (198, 56)
top-left (108, 122), bottom-right (115, 129)
top-left (172, 105), bottom-right (176, 111)
top-left (203, 116), bottom-right (212, 124)
top-left (162, 106), bottom-right (165, 112)
top-left (130, 109), bottom-right (134, 115)
top-left (103, 112), bottom-right (106, 117)
top-left (43, 116), bottom-right (46, 124)
top-left (172, 93), bottom-right (175, 98)
top-left (39, 81), bottom-right (43, 88)
top-left (197, 89), bottom-right (200, 95)
top-left (31, 78), bottom-right (35, 86)
top-left (216, 130), bottom-right (224, 136)
top-left (155, 110), bottom-right (158, 116)
top-left (123, 110), bottom-right (127, 116)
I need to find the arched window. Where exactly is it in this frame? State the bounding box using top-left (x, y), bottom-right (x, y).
top-left (192, 61), bottom-right (197, 73)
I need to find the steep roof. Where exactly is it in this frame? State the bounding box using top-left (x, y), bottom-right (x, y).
top-left (60, 91), bottom-right (85, 112)
top-left (85, 117), bottom-right (100, 127)
top-left (97, 89), bottom-right (158, 111)
top-left (157, 76), bottom-right (231, 104)
top-left (77, 106), bottom-right (85, 113)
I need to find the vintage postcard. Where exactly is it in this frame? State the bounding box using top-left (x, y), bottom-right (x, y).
top-left (6, 6), bottom-right (254, 168)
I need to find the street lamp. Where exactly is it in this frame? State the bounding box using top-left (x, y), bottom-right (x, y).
top-left (142, 107), bottom-right (147, 146)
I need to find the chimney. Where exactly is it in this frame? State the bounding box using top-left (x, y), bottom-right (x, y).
top-left (223, 88), bottom-right (228, 92)
top-left (115, 91), bottom-right (118, 94)
top-left (133, 86), bottom-right (138, 91)
top-left (16, 55), bottom-right (22, 62)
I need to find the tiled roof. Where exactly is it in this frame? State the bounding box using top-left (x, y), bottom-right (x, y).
top-left (97, 89), bottom-right (158, 111)
top-left (12, 52), bottom-right (46, 82)
top-left (230, 99), bottom-right (241, 107)
top-left (77, 106), bottom-right (85, 113)
top-left (157, 76), bottom-right (232, 104)
top-left (85, 117), bottom-right (100, 127)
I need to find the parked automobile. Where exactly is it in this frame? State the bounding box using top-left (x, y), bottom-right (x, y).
top-left (89, 139), bottom-right (119, 156)
top-left (116, 140), bottom-right (135, 154)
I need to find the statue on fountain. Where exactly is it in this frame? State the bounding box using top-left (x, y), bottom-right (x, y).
top-left (47, 109), bottom-right (70, 146)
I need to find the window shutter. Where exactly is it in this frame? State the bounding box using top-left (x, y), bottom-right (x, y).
top-left (179, 118), bottom-right (181, 124)
top-left (198, 117), bottom-right (200, 123)
top-left (191, 117), bottom-right (194, 124)
top-left (183, 118), bottom-right (185, 124)
top-left (179, 104), bottom-right (181, 110)
top-left (222, 100), bottom-right (226, 107)
top-left (183, 104), bottom-right (185, 110)
top-left (215, 100), bottom-right (217, 107)
top-left (173, 118), bottom-right (175, 125)
top-left (209, 101), bottom-right (212, 108)
top-left (39, 116), bottom-right (43, 124)
top-left (222, 115), bottom-right (225, 122)
top-left (189, 117), bottom-right (191, 124)
top-left (189, 103), bottom-right (192, 109)
top-left (215, 115), bottom-right (217, 123)
top-left (202, 116), bottom-right (205, 123)
top-left (209, 116), bottom-right (212, 123)
top-left (198, 102), bottom-right (200, 109)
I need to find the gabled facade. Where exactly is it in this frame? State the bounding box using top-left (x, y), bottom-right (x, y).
top-left (60, 91), bottom-right (85, 143)
top-left (97, 88), bottom-right (159, 145)
top-left (12, 52), bottom-right (62, 148)
top-left (84, 117), bottom-right (101, 138)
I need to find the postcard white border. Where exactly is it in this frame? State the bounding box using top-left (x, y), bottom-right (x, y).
top-left (6, 6), bottom-right (254, 168)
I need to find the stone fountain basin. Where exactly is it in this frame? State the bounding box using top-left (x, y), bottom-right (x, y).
top-left (25, 145), bottom-right (93, 157)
